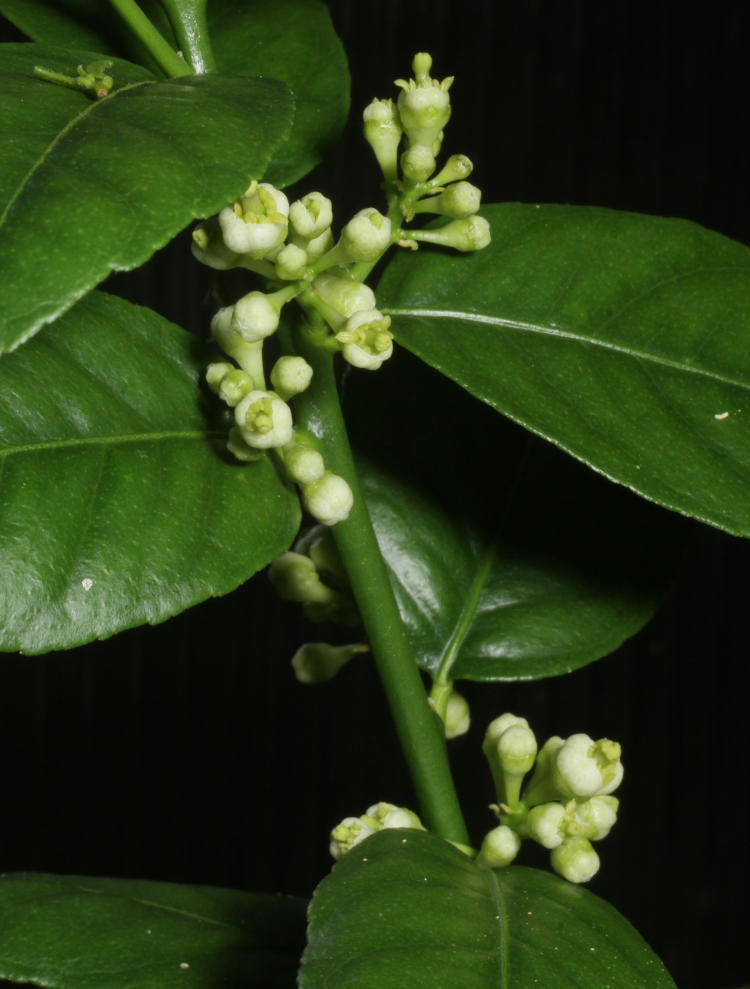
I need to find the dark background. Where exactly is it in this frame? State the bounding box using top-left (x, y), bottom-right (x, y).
top-left (2, 3), bottom-right (749, 987)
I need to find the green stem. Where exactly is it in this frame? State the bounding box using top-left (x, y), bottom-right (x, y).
top-left (107, 0), bottom-right (191, 78)
top-left (289, 324), bottom-right (470, 846)
top-left (158, 0), bottom-right (216, 74)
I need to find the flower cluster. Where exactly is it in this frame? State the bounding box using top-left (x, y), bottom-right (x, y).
top-left (479, 713), bottom-right (624, 883)
top-left (329, 802), bottom-right (425, 860)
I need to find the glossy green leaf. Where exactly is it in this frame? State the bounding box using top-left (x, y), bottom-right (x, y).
top-left (346, 350), bottom-right (683, 681)
top-left (378, 203), bottom-right (750, 538)
top-left (0, 873), bottom-right (306, 988)
top-left (300, 829), bottom-right (676, 989)
top-left (0, 43), bottom-right (294, 353)
top-left (0, 291), bottom-right (300, 654)
top-left (0, 0), bottom-right (350, 188)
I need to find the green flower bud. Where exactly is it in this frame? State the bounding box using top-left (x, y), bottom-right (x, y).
top-left (400, 144), bottom-right (436, 183)
top-left (395, 52), bottom-right (453, 150)
top-left (270, 356), bottom-right (314, 400)
top-left (525, 802), bottom-right (566, 849)
top-left (363, 98), bottom-right (403, 183)
top-left (218, 368), bottom-right (252, 407)
top-left (414, 181), bottom-right (482, 219)
top-left (234, 390), bottom-right (293, 449)
top-left (303, 227), bottom-right (335, 261)
top-left (218, 181), bottom-right (289, 256)
top-left (561, 796), bottom-right (619, 841)
top-left (284, 444), bottom-right (325, 485)
top-left (365, 802), bottom-right (424, 831)
top-left (289, 192), bottom-right (333, 241)
top-left (430, 154), bottom-right (474, 187)
top-left (231, 290), bottom-right (282, 342)
top-left (274, 243), bottom-right (308, 280)
top-left (483, 713), bottom-right (530, 754)
top-left (477, 825), bottom-right (521, 869)
top-left (444, 690), bottom-right (470, 739)
top-left (497, 724), bottom-right (538, 775)
top-left (330, 816), bottom-right (376, 860)
top-left (226, 425), bottom-right (264, 462)
top-left (291, 641), bottom-right (365, 684)
top-left (268, 551), bottom-right (337, 604)
top-left (336, 309), bottom-right (393, 370)
top-left (552, 734), bottom-right (624, 799)
top-left (411, 215), bottom-right (491, 252)
top-left (340, 208), bottom-right (392, 262)
top-left (550, 836), bottom-right (601, 884)
top-left (311, 272), bottom-right (376, 320)
top-left (302, 471), bottom-right (354, 526)
top-left (205, 361), bottom-right (233, 393)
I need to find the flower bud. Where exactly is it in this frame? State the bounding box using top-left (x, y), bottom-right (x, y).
top-left (210, 307), bottom-right (262, 373)
top-left (477, 825), bottom-right (521, 868)
top-left (284, 444), bottom-right (325, 485)
top-left (415, 181), bottom-right (481, 219)
top-left (395, 53), bottom-right (453, 150)
top-left (497, 723), bottom-right (538, 775)
top-left (302, 471), bottom-right (354, 526)
top-left (270, 356), bottom-right (314, 400)
top-left (205, 362), bottom-right (233, 393)
top-left (311, 272), bottom-right (376, 320)
top-left (411, 215), bottom-right (491, 252)
top-left (330, 816), bottom-right (376, 860)
top-left (444, 690), bottom-right (470, 739)
top-left (340, 208), bottom-right (392, 262)
top-left (363, 98), bottom-right (403, 182)
top-left (289, 192), bottom-right (333, 241)
top-left (226, 426), bottom-right (264, 462)
top-left (274, 243), bottom-right (308, 280)
top-left (365, 802), bottom-right (424, 831)
top-left (483, 713), bottom-right (530, 756)
top-left (526, 802), bottom-right (566, 849)
top-left (192, 217), bottom-right (241, 270)
top-left (430, 154), bottom-right (473, 187)
top-left (231, 290), bottom-right (281, 342)
top-left (291, 641), bottom-right (365, 684)
top-left (400, 144), bottom-right (436, 183)
top-left (268, 552), bottom-right (336, 604)
top-left (295, 525), bottom-right (348, 588)
top-left (303, 227), bottom-right (334, 261)
top-left (234, 390), bottom-right (293, 449)
top-left (562, 796), bottom-right (619, 841)
top-left (218, 181), bottom-right (289, 256)
top-left (552, 734), bottom-right (624, 799)
top-left (550, 837), bottom-right (601, 884)
top-left (218, 368), bottom-right (252, 407)
top-left (336, 309), bottom-right (393, 370)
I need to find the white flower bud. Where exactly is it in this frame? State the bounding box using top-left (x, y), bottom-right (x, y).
top-left (483, 713), bottom-right (530, 752)
top-left (231, 291), bottom-right (281, 342)
top-left (311, 272), bottom-right (376, 319)
top-left (234, 390), bottom-right (293, 449)
top-left (401, 144), bottom-right (436, 183)
top-left (336, 309), bottom-right (393, 370)
top-left (340, 208), bottom-right (392, 262)
top-left (395, 52), bottom-right (453, 150)
top-left (330, 817), bottom-right (375, 860)
top-left (415, 181), bottom-right (482, 219)
top-left (562, 796), bottom-right (619, 841)
top-left (274, 243), bottom-right (308, 280)
top-left (552, 734), bottom-right (623, 799)
top-left (270, 356), bottom-right (313, 399)
top-left (268, 552), bottom-right (336, 604)
top-left (218, 181), bottom-right (289, 256)
top-left (430, 154), bottom-right (473, 187)
top-left (477, 825), bottom-right (521, 868)
top-left (526, 802), bottom-right (566, 849)
top-left (205, 362), bottom-right (232, 392)
top-left (218, 368), bottom-right (252, 407)
top-left (444, 690), bottom-right (470, 739)
top-left (302, 471), bottom-right (354, 526)
top-left (550, 837), bottom-right (601, 884)
top-left (411, 215), bottom-right (491, 252)
top-left (289, 192), bottom-right (333, 241)
top-left (363, 98), bottom-right (403, 181)
top-left (291, 641), bottom-right (364, 684)
top-left (497, 724), bottom-right (538, 775)
top-left (366, 802), bottom-right (424, 831)
top-left (284, 444), bottom-right (325, 485)
top-left (303, 227), bottom-right (334, 261)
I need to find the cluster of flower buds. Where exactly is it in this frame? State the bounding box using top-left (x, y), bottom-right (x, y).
top-left (363, 52), bottom-right (490, 252)
top-left (478, 713), bottom-right (623, 884)
top-left (330, 801), bottom-right (425, 860)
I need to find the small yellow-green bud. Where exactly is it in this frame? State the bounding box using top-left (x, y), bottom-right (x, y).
top-left (363, 98), bottom-right (403, 182)
top-left (562, 796), bottom-right (619, 841)
top-left (340, 208), bottom-right (392, 262)
top-left (550, 836), bottom-right (601, 884)
top-left (289, 192), bottom-right (333, 241)
top-left (430, 154), bottom-right (474, 186)
top-left (270, 356), bottom-right (313, 399)
top-left (268, 552), bottom-right (336, 604)
top-left (291, 641), bottom-right (365, 684)
top-left (477, 825), bottom-right (521, 868)
top-left (336, 309), bottom-right (393, 370)
top-left (218, 181), bottom-right (289, 256)
top-left (526, 802), bottom-right (566, 849)
top-left (411, 215), bottom-right (491, 252)
top-left (231, 290), bottom-right (281, 343)
top-left (497, 723), bottom-right (538, 775)
top-left (483, 713), bottom-right (530, 754)
top-left (284, 444), bottom-right (325, 485)
top-left (274, 243), bottom-right (308, 280)
top-left (415, 181), bottom-right (482, 219)
top-left (444, 690), bottom-right (471, 739)
top-left (302, 471), bottom-right (354, 526)
top-left (234, 390), bottom-right (293, 449)
top-left (400, 144), bottom-right (436, 183)
top-left (218, 368), bottom-right (252, 407)
top-left (205, 362), bottom-right (232, 393)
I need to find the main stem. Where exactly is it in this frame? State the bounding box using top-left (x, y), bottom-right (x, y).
top-left (290, 326), bottom-right (470, 847)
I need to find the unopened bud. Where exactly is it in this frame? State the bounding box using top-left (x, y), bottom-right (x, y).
top-left (400, 144), bottom-right (436, 183)
top-left (430, 154), bottom-right (474, 187)
top-left (231, 290), bottom-right (281, 342)
top-left (270, 356), bottom-right (313, 399)
top-left (444, 690), bottom-right (470, 739)
top-left (302, 471), bottom-right (354, 526)
top-left (497, 724), bottom-right (538, 775)
top-left (311, 272), bottom-right (376, 319)
top-left (365, 802), bottom-right (424, 831)
top-left (218, 368), bottom-right (252, 407)
top-left (363, 98), bottom-right (403, 182)
top-left (562, 796), bottom-right (619, 841)
top-left (268, 552), bottom-right (336, 604)
top-left (411, 215), bottom-right (491, 252)
top-left (274, 243), bottom-right (308, 280)
top-left (477, 825), bottom-right (521, 868)
top-left (550, 837), bottom-right (601, 884)
top-left (291, 641), bottom-right (365, 684)
top-left (289, 192), bottom-right (333, 241)
top-left (525, 802), bottom-right (566, 849)
top-left (340, 208), bottom-right (392, 262)
top-left (414, 181), bottom-right (481, 219)
top-left (284, 444), bottom-right (325, 485)
top-left (205, 362), bottom-right (233, 392)
top-left (395, 53), bottom-right (453, 150)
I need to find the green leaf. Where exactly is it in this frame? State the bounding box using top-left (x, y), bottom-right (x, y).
top-left (300, 829), bottom-right (676, 989)
top-left (346, 350), bottom-right (683, 681)
top-left (0, 873), bottom-right (306, 988)
top-left (378, 203), bottom-right (750, 538)
top-left (0, 43), bottom-right (294, 353)
top-left (1, 0), bottom-right (350, 188)
top-left (0, 291), bottom-right (300, 654)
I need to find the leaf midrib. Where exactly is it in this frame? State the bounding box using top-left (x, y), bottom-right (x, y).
top-left (0, 428), bottom-right (221, 459)
top-left (385, 308), bottom-right (750, 391)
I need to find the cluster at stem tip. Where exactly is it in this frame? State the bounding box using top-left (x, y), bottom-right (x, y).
top-left (192, 53), bottom-right (490, 528)
top-left (479, 713), bottom-right (623, 883)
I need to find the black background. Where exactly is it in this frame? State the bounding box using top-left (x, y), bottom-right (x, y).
top-left (2, 3), bottom-right (750, 987)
